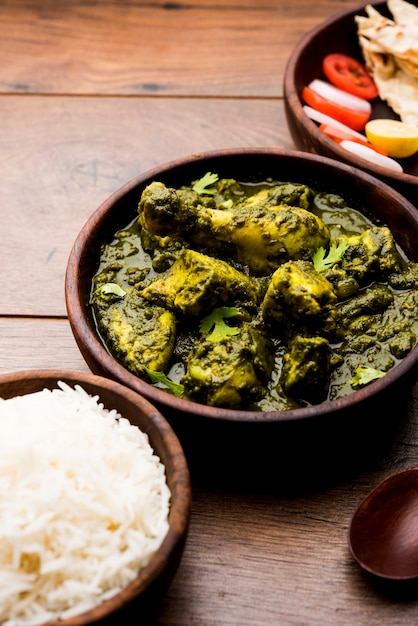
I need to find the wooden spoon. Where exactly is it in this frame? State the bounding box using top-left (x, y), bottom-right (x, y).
top-left (349, 468), bottom-right (418, 580)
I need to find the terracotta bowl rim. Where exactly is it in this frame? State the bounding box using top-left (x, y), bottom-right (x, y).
top-left (0, 368), bottom-right (191, 625)
top-left (283, 0), bottom-right (418, 187)
top-left (65, 147), bottom-right (418, 425)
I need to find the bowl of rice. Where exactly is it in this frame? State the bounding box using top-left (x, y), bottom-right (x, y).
top-left (0, 369), bottom-right (191, 626)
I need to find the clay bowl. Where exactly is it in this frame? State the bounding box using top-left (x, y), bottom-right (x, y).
top-left (65, 148), bottom-right (418, 480)
top-left (0, 369), bottom-right (191, 625)
top-left (283, 1), bottom-right (418, 205)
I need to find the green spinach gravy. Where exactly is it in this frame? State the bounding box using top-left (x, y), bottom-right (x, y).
top-left (91, 176), bottom-right (418, 411)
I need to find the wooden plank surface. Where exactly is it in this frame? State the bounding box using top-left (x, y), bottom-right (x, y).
top-left (0, 96), bottom-right (291, 317)
top-left (0, 0), bottom-right (363, 97)
top-left (1, 316), bottom-right (418, 625)
top-left (2, 315), bottom-right (418, 626)
top-left (2, 0), bottom-right (418, 624)
top-left (0, 318), bottom-right (89, 373)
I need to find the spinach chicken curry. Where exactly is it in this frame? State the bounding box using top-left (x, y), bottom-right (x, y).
top-left (91, 173), bottom-right (418, 411)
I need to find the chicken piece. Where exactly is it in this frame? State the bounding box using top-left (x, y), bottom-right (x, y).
top-left (140, 248), bottom-right (260, 317)
top-left (234, 183), bottom-right (314, 211)
top-left (139, 223), bottom-right (185, 273)
top-left (334, 284), bottom-right (394, 342)
top-left (325, 226), bottom-right (403, 286)
top-left (389, 261), bottom-right (418, 290)
top-left (93, 288), bottom-right (176, 373)
top-left (181, 323), bottom-right (273, 409)
top-left (261, 260), bottom-right (337, 333)
top-left (138, 182), bottom-right (330, 275)
top-left (280, 335), bottom-right (331, 403)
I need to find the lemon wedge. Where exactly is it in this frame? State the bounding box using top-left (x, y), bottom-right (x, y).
top-left (365, 119), bottom-right (418, 158)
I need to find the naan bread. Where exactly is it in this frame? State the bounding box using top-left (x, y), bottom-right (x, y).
top-left (372, 66), bottom-right (418, 125)
top-left (356, 0), bottom-right (418, 125)
top-left (388, 0), bottom-right (418, 26)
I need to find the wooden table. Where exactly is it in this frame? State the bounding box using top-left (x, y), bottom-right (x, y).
top-left (2, 1), bottom-right (418, 624)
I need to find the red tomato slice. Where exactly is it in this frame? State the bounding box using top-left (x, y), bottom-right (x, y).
top-left (323, 54), bottom-right (378, 100)
top-left (319, 124), bottom-right (389, 156)
top-left (302, 86), bottom-right (370, 131)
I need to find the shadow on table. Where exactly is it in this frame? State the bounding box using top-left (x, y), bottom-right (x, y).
top-left (165, 384), bottom-right (416, 495)
top-left (349, 564), bottom-right (418, 606)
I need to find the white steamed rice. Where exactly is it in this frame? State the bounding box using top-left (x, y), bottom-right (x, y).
top-left (0, 382), bottom-right (171, 626)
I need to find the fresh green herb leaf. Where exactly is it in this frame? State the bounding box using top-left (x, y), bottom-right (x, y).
top-left (199, 306), bottom-right (240, 342)
top-left (351, 366), bottom-right (386, 388)
top-left (312, 240), bottom-right (350, 272)
top-left (95, 282), bottom-right (126, 298)
top-left (142, 365), bottom-right (184, 397)
top-left (192, 172), bottom-right (219, 195)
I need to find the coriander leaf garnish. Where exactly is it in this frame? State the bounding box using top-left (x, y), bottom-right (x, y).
top-left (142, 365), bottom-right (184, 397)
top-left (312, 240), bottom-right (350, 272)
top-left (199, 306), bottom-right (240, 342)
top-left (351, 366), bottom-right (386, 388)
top-left (192, 172), bottom-right (219, 195)
top-left (95, 282), bottom-right (127, 298)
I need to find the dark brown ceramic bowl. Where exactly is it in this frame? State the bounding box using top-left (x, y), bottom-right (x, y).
top-left (65, 147), bottom-right (418, 467)
top-left (0, 369), bottom-right (191, 625)
top-left (283, 1), bottom-right (418, 205)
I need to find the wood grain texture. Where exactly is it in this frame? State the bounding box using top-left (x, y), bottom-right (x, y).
top-left (2, 0), bottom-right (418, 623)
top-left (0, 319), bottom-right (89, 373)
top-left (0, 96), bottom-right (291, 317)
top-left (0, 0), bottom-right (363, 97)
top-left (2, 317), bottom-right (418, 625)
top-left (157, 483), bottom-right (418, 626)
